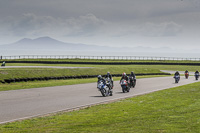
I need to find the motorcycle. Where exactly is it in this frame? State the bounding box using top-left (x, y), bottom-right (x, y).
top-left (185, 72), bottom-right (189, 79)
top-left (1, 62), bottom-right (5, 67)
top-left (174, 75), bottom-right (180, 83)
top-left (128, 76), bottom-right (136, 88)
top-left (194, 73), bottom-right (199, 80)
top-left (105, 77), bottom-right (113, 89)
top-left (97, 79), bottom-right (112, 97)
top-left (120, 79), bottom-right (130, 93)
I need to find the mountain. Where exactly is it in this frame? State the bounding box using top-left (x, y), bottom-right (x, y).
top-left (0, 36), bottom-right (111, 51)
top-left (0, 36), bottom-right (174, 53)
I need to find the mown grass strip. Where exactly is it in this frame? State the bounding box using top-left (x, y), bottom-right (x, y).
top-left (0, 80), bottom-right (200, 132)
top-left (4, 63), bottom-right (200, 72)
top-left (0, 66), bottom-right (163, 83)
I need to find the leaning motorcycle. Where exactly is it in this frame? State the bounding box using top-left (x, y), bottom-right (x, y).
top-left (97, 79), bottom-right (112, 97)
top-left (120, 79), bottom-right (130, 93)
top-left (195, 73), bottom-right (199, 80)
top-left (174, 75), bottom-right (180, 83)
top-left (128, 76), bottom-right (136, 88)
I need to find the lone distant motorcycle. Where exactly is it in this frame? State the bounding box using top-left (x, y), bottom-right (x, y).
top-left (194, 73), bottom-right (199, 80)
top-left (185, 72), bottom-right (189, 79)
top-left (1, 61), bottom-right (5, 67)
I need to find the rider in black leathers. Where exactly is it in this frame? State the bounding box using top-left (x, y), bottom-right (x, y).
top-left (129, 71), bottom-right (136, 82)
top-left (105, 72), bottom-right (112, 79)
top-left (195, 70), bottom-right (199, 75)
top-left (194, 70), bottom-right (199, 80)
top-left (105, 72), bottom-right (113, 88)
top-left (174, 71), bottom-right (180, 82)
top-left (174, 71), bottom-right (180, 77)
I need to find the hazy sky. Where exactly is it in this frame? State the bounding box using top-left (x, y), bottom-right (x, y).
top-left (0, 0), bottom-right (200, 49)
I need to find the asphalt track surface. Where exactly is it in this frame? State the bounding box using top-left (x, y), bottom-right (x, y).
top-left (1, 74), bottom-right (199, 124)
top-left (161, 70), bottom-right (195, 75)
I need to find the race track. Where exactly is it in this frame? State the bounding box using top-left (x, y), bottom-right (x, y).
top-left (0, 75), bottom-right (199, 124)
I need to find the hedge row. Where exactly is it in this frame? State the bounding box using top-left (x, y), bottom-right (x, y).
top-left (1, 73), bottom-right (170, 84)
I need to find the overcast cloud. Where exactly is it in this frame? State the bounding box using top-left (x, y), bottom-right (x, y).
top-left (0, 0), bottom-right (200, 49)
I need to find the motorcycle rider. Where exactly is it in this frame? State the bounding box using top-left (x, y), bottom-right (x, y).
top-left (97, 75), bottom-right (104, 83)
top-left (185, 70), bottom-right (189, 78)
top-left (195, 70), bottom-right (199, 78)
top-left (120, 72), bottom-right (128, 82)
top-left (97, 74), bottom-right (112, 96)
top-left (195, 70), bottom-right (199, 75)
top-left (174, 71), bottom-right (180, 80)
top-left (174, 71), bottom-right (180, 77)
top-left (129, 71), bottom-right (136, 87)
top-left (97, 75), bottom-right (105, 88)
top-left (129, 71), bottom-right (136, 82)
top-left (105, 72), bottom-right (112, 79)
top-left (105, 72), bottom-right (113, 88)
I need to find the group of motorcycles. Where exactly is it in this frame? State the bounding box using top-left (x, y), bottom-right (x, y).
top-left (98, 70), bottom-right (200, 97)
top-left (97, 74), bottom-right (136, 97)
top-left (174, 70), bottom-right (199, 83)
top-left (120, 76), bottom-right (136, 93)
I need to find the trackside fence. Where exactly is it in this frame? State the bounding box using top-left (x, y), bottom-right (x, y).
top-left (0, 55), bottom-right (200, 61)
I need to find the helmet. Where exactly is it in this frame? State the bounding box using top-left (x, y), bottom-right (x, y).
top-left (131, 71), bottom-right (134, 75)
top-left (122, 72), bottom-right (126, 76)
top-left (107, 72), bottom-right (110, 76)
top-left (98, 75), bottom-right (102, 80)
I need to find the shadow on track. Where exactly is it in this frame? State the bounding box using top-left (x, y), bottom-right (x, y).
top-left (90, 96), bottom-right (104, 98)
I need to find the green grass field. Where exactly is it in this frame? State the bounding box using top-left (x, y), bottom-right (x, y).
top-left (1, 59), bottom-right (200, 132)
top-left (2, 61), bottom-right (200, 92)
top-left (0, 65), bottom-right (164, 83)
top-left (1, 81), bottom-right (199, 132)
top-left (4, 62), bottom-right (200, 71)
top-left (1, 63), bottom-right (200, 83)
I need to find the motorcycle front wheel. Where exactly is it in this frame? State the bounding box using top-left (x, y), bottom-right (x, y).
top-left (100, 87), bottom-right (109, 97)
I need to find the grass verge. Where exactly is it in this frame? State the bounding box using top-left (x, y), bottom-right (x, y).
top-left (0, 65), bottom-right (163, 83)
top-left (0, 80), bottom-right (200, 132)
top-left (4, 63), bottom-right (200, 72)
